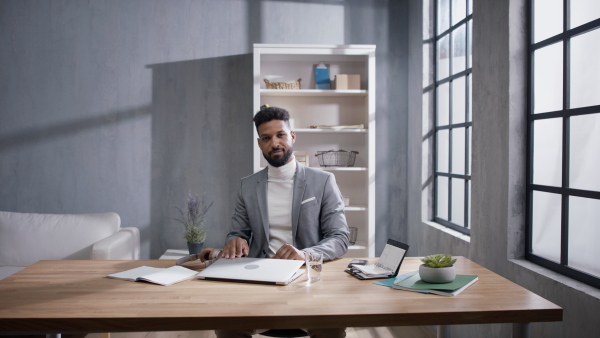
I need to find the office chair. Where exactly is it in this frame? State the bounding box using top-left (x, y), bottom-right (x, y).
top-left (260, 328), bottom-right (308, 337)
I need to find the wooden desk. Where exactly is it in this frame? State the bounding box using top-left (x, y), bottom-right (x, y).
top-left (0, 257), bottom-right (561, 337)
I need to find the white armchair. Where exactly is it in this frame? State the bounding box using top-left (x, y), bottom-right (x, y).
top-left (0, 211), bottom-right (140, 280)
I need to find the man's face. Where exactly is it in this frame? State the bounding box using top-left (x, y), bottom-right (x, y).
top-left (257, 119), bottom-right (296, 167)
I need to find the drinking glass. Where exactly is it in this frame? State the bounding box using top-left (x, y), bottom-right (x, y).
top-left (305, 251), bottom-right (323, 282)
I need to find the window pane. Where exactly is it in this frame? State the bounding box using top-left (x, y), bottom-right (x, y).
top-left (438, 0), bottom-right (450, 34)
top-left (423, 90), bottom-right (434, 135)
top-left (533, 0), bottom-right (563, 43)
top-left (467, 127), bottom-right (471, 175)
top-left (451, 178), bottom-right (465, 226)
top-left (532, 191), bottom-right (562, 262)
top-left (571, 0), bottom-right (600, 29)
top-left (452, 24), bottom-right (467, 74)
top-left (467, 74), bottom-right (472, 122)
top-left (452, 0), bottom-right (466, 25)
top-left (467, 19), bottom-right (472, 68)
top-left (468, 0), bottom-right (472, 15)
top-left (423, 137), bottom-right (433, 186)
top-left (533, 118), bottom-right (563, 187)
top-left (424, 0), bottom-right (433, 39)
top-left (436, 176), bottom-right (449, 219)
top-left (437, 35), bottom-right (450, 80)
top-left (467, 180), bottom-right (471, 228)
top-left (534, 42), bottom-right (563, 114)
top-left (570, 113), bottom-right (600, 191)
top-left (569, 196), bottom-right (600, 278)
top-left (452, 76), bottom-right (466, 124)
top-left (437, 129), bottom-right (449, 172)
top-left (452, 127), bottom-right (466, 174)
top-left (570, 28), bottom-right (600, 109)
top-left (424, 42), bottom-right (434, 88)
top-left (437, 82), bottom-right (450, 126)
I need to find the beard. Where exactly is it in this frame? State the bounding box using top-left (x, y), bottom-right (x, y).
top-left (264, 147), bottom-right (294, 167)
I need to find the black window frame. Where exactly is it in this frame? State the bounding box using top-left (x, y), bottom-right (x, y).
top-left (431, 0), bottom-right (473, 235)
top-left (526, 0), bottom-right (600, 289)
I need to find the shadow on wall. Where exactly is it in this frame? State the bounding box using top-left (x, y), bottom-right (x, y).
top-left (0, 105), bottom-right (154, 258)
top-left (0, 54), bottom-right (253, 259)
top-left (147, 54), bottom-right (254, 258)
top-left (0, 108), bottom-right (150, 152)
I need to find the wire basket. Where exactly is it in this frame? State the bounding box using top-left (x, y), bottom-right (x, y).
top-left (315, 150), bottom-right (359, 167)
top-left (264, 78), bottom-right (302, 90)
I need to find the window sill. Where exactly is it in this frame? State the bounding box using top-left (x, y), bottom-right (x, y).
top-left (509, 258), bottom-right (600, 299)
top-left (422, 221), bottom-right (471, 243)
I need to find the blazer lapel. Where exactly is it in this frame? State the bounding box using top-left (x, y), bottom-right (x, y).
top-left (292, 162), bottom-right (307, 241)
top-left (255, 168), bottom-right (270, 240)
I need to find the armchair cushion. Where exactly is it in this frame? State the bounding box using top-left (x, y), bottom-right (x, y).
top-left (92, 227), bottom-right (140, 260)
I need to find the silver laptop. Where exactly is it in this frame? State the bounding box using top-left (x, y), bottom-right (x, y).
top-left (196, 257), bottom-right (305, 285)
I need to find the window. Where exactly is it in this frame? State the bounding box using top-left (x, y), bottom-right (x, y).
top-left (527, 0), bottom-right (600, 289)
top-left (425, 0), bottom-right (473, 235)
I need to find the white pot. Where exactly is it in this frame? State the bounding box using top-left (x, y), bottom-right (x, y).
top-left (419, 264), bottom-right (456, 283)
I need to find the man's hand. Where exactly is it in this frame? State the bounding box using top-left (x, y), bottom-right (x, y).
top-left (272, 244), bottom-right (306, 261)
top-left (222, 237), bottom-right (249, 259)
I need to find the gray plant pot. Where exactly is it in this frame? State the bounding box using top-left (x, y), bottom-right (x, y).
top-left (419, 264), bottom-right (456, 283)
top-left (187, 242), bottom-right (204, 255)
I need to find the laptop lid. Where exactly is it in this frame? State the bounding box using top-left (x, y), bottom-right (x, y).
top-left (196, 257), bottom-right (305, 285)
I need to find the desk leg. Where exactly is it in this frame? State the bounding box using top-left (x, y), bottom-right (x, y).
top-left (513, 323), bottom-right (530, 338)
top-left (437, 325), bottom-right (451, 338)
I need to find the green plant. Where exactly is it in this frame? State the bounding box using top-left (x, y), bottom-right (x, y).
top-left (174, 191), bottom-right (213, 244)
top-left (420, 254), bottom-right (457, 268)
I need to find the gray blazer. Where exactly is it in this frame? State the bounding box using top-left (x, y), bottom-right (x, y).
top-left (226, 161), bottom-right (350, 261)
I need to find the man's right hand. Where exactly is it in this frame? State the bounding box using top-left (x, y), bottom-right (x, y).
top-left (222, 237), bottom-right (249, 259)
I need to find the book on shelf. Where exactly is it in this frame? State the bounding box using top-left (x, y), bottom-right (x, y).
top-left (392, 273), bottom-right (478, 297)
top-left (313, 63), bottom-right (331, 89)
top-left (346, 239), bottom-right (409, 280)
top-left (106, 265), bottom-right (198, 286)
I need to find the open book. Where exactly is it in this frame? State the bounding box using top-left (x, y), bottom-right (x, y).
top-left (347, 239), bottom-right (409, 280)
top-left (392, 273), bottom-right (478, 297)
top-left (106, 266), bottom-right (198, 286)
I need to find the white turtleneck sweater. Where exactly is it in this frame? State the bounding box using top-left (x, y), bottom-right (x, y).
top-left (267, 159), bottom-right (296, 257)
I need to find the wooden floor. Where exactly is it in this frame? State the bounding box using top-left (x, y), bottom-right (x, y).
top-left (85, 326), bottom-right (436, 338)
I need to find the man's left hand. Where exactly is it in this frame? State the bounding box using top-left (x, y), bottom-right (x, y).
top-left (272, 244), bottom-right (306, 260)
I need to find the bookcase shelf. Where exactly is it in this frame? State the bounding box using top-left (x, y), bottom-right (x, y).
top-left (253, 44), bottom-right (376, 257)
top-left (261, 89), bottom-right (368, 97)
top-left (294, 128), bottom-right (367, 134)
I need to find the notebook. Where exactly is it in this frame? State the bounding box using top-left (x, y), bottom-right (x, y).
top-left (196, 257), bottom-right (305, 285)
top-left (392, 273), bottom-right (479, 297)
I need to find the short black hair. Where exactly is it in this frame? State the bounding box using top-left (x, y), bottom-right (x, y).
top-left (253, 106), bottom-right (291, 129)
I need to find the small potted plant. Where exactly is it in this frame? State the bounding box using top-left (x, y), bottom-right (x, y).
top-left (419, 254), bottom-right (457, 283)
top-left (174, 191), bottom-right (213, 255)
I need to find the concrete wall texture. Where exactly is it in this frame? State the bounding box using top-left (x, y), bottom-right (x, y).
top-left (407, 0), bottom-right (600, 337)
top-left (0, 0), bottom-right (408, 259)
top-left (1, 0), bottom-right (599, 336)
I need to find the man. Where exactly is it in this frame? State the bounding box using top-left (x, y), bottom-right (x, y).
top-left (216, 105), bottom-right (349, 338)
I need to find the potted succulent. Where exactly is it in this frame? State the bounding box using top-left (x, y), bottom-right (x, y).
top-left (174, 191), bottom-right (213, 255)
top-left (419, 254), bottom-right (457, 283)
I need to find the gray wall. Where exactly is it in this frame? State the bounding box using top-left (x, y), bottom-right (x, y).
top-left (6, 0), bottom-right (598, 336)
top-left (407, 0), bottom-right (600, 337)
top-left (0, 0), bottom-right (408, 259)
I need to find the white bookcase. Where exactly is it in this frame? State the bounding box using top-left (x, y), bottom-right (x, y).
top-left (253, 44), bottom-right (376, 258)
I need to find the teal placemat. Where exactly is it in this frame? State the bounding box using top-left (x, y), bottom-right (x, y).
top-left (374, 271), bottom-right (418, 287)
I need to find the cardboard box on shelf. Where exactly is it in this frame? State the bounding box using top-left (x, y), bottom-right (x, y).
top-left (333, 74), bottom-right (361, 90)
